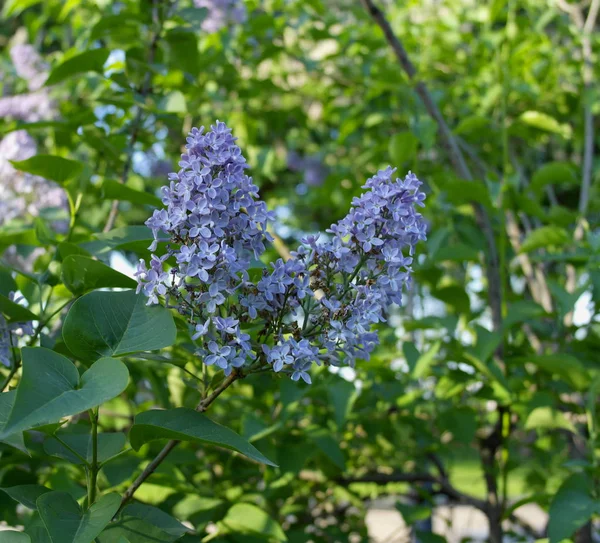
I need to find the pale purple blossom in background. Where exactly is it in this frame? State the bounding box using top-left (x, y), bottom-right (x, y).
top-left (10, 44), bottom-right (48, 91)
top-left (193, 0), bottom-right (247, 32)
top-left (0, 44), bottom-right (65, 231)
top-left (0, 131), bottom-right (67, 227)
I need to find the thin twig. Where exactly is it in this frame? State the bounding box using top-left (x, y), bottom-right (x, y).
top-left (335, 471), bottom-right (487, 511)
top-left (359, 0), bottom-right (503, 337)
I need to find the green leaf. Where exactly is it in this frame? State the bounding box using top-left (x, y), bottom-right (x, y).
top-left (61, 255), bottom-right (136, 294)
top-left (431, 242), bottom-right (480, 263)
top-left (454, 115), bottom-right (490, 136)
top-left (431, 285), bottom-right (470, 315)
top-left (530, 162), bottom-right (578, 197)
top-left (62, 290), bottom-right (176, 361)
top-left (525, 407), bottom-right (576, 433)
top-left (0, 348), bottom-right (129, 438)
top-left (37, 491), bottom-right (120, 543)
top-left (1, 485), bottom-right (52, 510)
top-left (395, 502), bottom-right (431, 525)
top-left (402, 342), bottom-right (420, 373)
top-left (129, 407), bottom-right (277, 466)
top-left (0, 267), bottom-right (18, 296)
top-left (519, 226), bottom-right (570, 253)
top-left (441, 179), bottom-right (492, 209)
top-left (415, 531), bottom-right (447, 543)
top-left (438, 407), bottom-right (478, 444)
top-left (221, 503), bottom-right (287, 542)
top-left (98, 504), bottom-right (187, 543)
top-left (0, 391), bottom-right (27, 453)
top-left (160, 91), bottom-right (187, 113)
top-left (412, 342), bottom-right (441, 379)
top-left (328, 379), bottom-right (358, 428)
top-left (82, 226), bottom-right (156, 257)
top-left (45, 49), bottom-right (110, 86)
top-left (547, 474), bottom-right (599, 543)
top-left (44, 432), bottom-right (126, 465)
top-left (0, 532), bottom-right (32, 543)
top-left (525, 354), bottom-right (590, 390)
top-left (165, 31), bottom-right (199, 74)
top-left (102, 180), bottom-right (162, 207)
top-left (0, 293), bottom-right (38, 323)
top-left (2, 0), bottom-right (42, 16)
top-left (23, 514), bottom-right (51, 543)
top-left (309, 429), bottom-right (345, 470)
top-left (519, 111), bottom-right (572, 139)
top-left (9, 155), bottom-right (83, 185)
top-left (388, 132), bottom-right (418, 165)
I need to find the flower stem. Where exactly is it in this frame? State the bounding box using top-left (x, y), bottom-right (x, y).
top-left (87, 408), bottom-right (99, 506)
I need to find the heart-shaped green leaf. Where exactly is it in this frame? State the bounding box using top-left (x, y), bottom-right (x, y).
top-left (1, 484), bottom-right (52, 509)
top-left (0, 390), bottom-right (27, 453)
top-left (0, 348), bottom-right (129, 439)
top-left (129, 408), bottom-right (277, 466)
top-left (37, 491), bottom-right (120, 543)
top-left (44, 432), bottom-right (126, 465)
top-left (9, 155), bottom-right (83, 185)
top-left (62, 290), bottom-right (176, 361)
top-left (61, 255), bottom-right (136, 294)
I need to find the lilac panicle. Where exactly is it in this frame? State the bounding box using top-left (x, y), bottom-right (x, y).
top-left (10, 43), bottom-right (48, 91)
top-left (136, 121), bottom-right (274, 376)
top-left (137, 122), bottom-right (426, 381)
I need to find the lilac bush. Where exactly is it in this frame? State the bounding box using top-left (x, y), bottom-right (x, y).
top-left (137, 122), bottom-right (426, 382)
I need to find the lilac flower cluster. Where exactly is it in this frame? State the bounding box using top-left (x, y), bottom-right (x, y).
top-left (136, 121), bottom-right (274, 376)
top-left (137, 122), bottom-right (426, 383)
top-left (0, 292), bottom-right (35, 368)
top-left (0, 44), bottom-right (55, 122)
top-left (193, 0), bottom-right (247, 33)
top-left (10, 44), bottom-right (48, 91)
top-left (0, 44), bottom-right (65, 231)
top-left (288, 151), bottom-right (328, 195)
top-left (0, 131), bottom-right (67, 227)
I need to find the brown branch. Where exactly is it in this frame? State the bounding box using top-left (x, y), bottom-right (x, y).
top-left (359, 0), bottom-right (503, 336)
top-left (562, 0), bottom-right (598, 325)
top-left (117, 371), bottom-right (240, 513)
top-left (335, 471), bottom-right (487, 511)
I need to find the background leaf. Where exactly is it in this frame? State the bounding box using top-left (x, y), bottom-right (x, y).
top-left (0, 348), bottom-right (129, 438)
top-left (129, 408), bottom-right (277, 466)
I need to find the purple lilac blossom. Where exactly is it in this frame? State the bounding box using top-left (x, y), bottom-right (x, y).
top-left (136, 121), bottom-right (275, 376)
top-left (193, 0), bottom-right (247, 33)
top-left (10, 44), bottom-right (48, 91)
top-left (137, 122), bottom-right (426, 382)
top-left (0, 131), bottom-right (67, 227)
